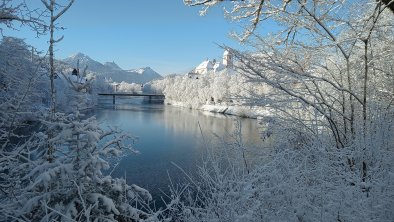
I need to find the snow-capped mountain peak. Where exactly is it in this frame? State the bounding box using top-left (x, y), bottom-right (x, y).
top-left (126, 67), bottom-right (162, 81)
top-left (62, 53), bottom-right (162, 84)
top-left (63, 52), bottom-right (104, 72)
top-left (128, 67), bottom-right (154, 75)
top-left (67, 52), bottom-right (92, 62)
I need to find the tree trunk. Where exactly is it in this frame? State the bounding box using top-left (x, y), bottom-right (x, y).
top-left (363, 40), bottom-right (369, 131)
top-left (346, 59), bottom-right (355, 139)
top-left (48, 1), bottom-right (55, 163)
top-left (49, 1), bottom-right (56, 118)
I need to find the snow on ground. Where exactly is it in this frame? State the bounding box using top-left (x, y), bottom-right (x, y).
top-left (167, 100), bottom-right (271, 118)
top-left (200, 104), bottom-right (272, 118)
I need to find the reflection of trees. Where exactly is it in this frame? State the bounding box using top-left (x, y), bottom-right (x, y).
top-left (158, 106), bottom-right (273, 169)
top-left (95, 105), bottom-right (270, 207)
top-left (95, 105), bottom-right (268, 170)
top-left (158, 106), bottom-right (261, 144)
top-left (157, 106), bottom-right (275, 175)
top-left (96, 104), bottom-right (264, 149)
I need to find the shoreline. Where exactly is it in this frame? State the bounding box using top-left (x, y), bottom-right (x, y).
top-left (165, 100), bottom-right (271, 119)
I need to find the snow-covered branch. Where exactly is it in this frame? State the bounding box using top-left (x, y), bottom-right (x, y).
top-left (0, 0), bottom-right (47, 35)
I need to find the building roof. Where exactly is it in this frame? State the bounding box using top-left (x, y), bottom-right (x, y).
top-left (196, 60), bottom-right (213, 69)
top-left (194, 60), bottom-right (214, 74)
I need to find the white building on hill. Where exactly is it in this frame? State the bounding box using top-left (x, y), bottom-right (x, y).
top-left (189, 50), bottom-right (233, 76)
top-left (194, 59), bottom-right (214, 75)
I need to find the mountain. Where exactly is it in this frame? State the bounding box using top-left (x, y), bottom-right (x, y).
top-left (126, 67), bottom-right (162, 82)
top-left (63, 53), bottom-right (106, 73)
top-left (62, 53), bottom-right (162, 84)
top-left (104, 61), bottom-right (122, 71)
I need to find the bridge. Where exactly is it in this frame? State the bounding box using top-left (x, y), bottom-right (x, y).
top-left (98, 93), bottom-right (165, 104)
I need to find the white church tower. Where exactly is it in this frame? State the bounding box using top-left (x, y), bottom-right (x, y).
top-left (223, 50), bottom-right (233, 68)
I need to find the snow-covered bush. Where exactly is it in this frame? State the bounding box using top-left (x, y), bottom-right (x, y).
top-left (166, 115), bottom-right (394, 222)
top-left (1, 112), bottom-right (166, 221)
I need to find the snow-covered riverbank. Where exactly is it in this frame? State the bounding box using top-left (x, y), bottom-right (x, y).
top-left (167, 100), bottom-right (271, 119)
top-left (143, 71), bottom-right (272, 119)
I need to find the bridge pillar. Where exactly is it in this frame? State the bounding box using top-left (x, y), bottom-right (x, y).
top-left (113, 95), bottom-right (115, 104)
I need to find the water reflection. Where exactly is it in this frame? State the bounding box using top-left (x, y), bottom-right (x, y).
top-left (95, 100), bottom-right (265, 204)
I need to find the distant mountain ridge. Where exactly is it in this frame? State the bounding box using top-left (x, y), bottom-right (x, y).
top-left (62, 53), bottom-right (162, 84)
top-left (104, 61), bottom-right (123, 71)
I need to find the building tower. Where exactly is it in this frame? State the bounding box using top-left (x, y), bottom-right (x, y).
top-left (223, 50), bottom-right (233, 68)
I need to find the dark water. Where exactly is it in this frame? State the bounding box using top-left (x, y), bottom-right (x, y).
top-left (95, 98), bottom-right (265, 205)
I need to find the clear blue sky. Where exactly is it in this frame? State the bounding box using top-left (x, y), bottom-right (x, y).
top-left (4, 1), bottom-right (253, 75)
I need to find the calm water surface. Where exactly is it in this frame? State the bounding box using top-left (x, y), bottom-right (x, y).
top-left (95, 99), bottom-right (265, 202)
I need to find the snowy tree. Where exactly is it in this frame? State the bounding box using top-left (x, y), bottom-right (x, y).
top-left (1, 2), bottom-right (170, 221)
top-left (175, 0), bottom-right (394, 221)
top-left (41, 0), bottom-right (75, 118)
top-left (0, 38), bottom-right (48, 216)
top-left (166, 117), bottom-right (394, 221)
top-left (0, 37), bottom-right (48, 150)
top-left (1, 111), bottom-right (164, 221)
top-left (185, 0), bottom-right (394, 35)
top-left (186, 0), bottom-right (394, 145)
top-left (146, 71), bottom-right (269, 112)
top-left (0, 0), bottom-right (46, 35)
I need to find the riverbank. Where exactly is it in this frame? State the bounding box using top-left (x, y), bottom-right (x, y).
top-left (142, 71), bottom-right (272, 119)
top-left (165, 100), bottom-right (272, 119)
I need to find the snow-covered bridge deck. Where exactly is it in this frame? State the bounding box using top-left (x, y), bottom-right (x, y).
top-left (98, 93), bottom-right (165, 104)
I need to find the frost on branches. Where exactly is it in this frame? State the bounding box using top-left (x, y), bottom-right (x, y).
top-left (0, 111), bottom-right (165, 221)
top-left (0, 36), bottom-right (167, 220)
top-left (0, 37), bottom-right (49, 149)
top-left (144, 71), bottom-right (271, 118)
top-left (164, 116), bottom-right (394, 222)
top-left (161, 0), bottom-right (394, 221)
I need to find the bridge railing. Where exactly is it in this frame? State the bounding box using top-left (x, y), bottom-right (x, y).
top-left (98, 93), bottom-right (165, 105)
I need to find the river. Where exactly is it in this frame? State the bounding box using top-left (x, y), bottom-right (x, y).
top-left (95, 98), bottom-right (269, 205)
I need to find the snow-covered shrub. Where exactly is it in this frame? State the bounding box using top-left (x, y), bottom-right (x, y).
top-left (166, 114), bottom-right (394, 222)
top-left (1, 112), bottom-right (165, 221)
